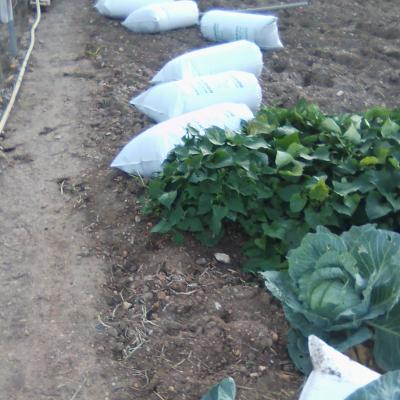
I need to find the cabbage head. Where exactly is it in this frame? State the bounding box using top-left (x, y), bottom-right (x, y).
top-left (262, 224), bottom-right (400, 374)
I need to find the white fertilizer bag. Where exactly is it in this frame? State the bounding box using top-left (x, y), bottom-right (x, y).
top-left (111, 103), bottom-right (254, 177)
top-left (200, 10), bottom-right (283, 50)
top-left (151, 40), bottom-right (263, 83)
top-left (299, 336), bottom-right (380, 400)
top-left (122, 1), bottom-right (199, 33)
top-left (95, 0), bottom-right (174, 19)
top-left (131, 71), bottom-right (262, 122)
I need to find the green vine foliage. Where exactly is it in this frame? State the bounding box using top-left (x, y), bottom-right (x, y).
top-left (142, 100), bottom-right (400, 272)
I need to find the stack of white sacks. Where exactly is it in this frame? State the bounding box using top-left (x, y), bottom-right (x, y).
top-left (111, 40), bottom-right (264, 177)
top-left (94, 1), bottom-right (284, 177)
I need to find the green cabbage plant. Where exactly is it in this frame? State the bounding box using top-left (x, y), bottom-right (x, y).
top-left (262, 224), bottom-right (400, 374)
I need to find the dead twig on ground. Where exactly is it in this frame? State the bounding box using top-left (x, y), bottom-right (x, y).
top-left (153, 391), bottom-right (168, 400)
top-left (69, 376), bottom-right (87, 400)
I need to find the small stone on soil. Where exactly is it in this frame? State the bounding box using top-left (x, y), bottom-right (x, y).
top-left (107, 327), bottom-right (119, 338)
top-left (214, 253), bottom-right (231, 264)
top-left (195, 257), bottom-right (207, 265)
top-left (122, 301), bottom-right (132, 310)
top-left (142, 292), bottom-right (154, 301)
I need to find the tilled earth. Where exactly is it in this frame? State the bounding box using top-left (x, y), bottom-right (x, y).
top-left (80, 0), bottom-right (399, 399)
top-left (2, 0), bottom-right (399, 399)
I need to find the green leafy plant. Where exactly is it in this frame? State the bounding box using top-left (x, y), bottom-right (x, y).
top-left (201, 377), bottom-right (236, 400)
top-left (143, 100), bottom-right (400, 272)
top-left (262, 224), bottom-right (400, 374)
top-left (345, 370), bottom-right (400, 400)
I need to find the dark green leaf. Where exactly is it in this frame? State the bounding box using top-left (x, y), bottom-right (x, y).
top-left (275, 150), bottom-right (294, 168)
top-left (276, 133), bottom-right (300, 149)
top-left (381, 118), bottom-right (400, 141)
top-left (343, 124), bottom-right (362, 144)
top-left (224, 193), bottom-right (246, 214)
top-left (290, 192), bottom-right (307, 213)
top-left (207, 128), bottom-right (227, 145)
top-left (366, 192), bottom-right (392, 220)
top-left (211, 206), bottom-right (229, 235)
top-left (207, 149), bottom-right (234, 169)
top-left (158, 191), bottom-right (177, 209)
top-left (333, 180), bottom-right (361, 196)
top-left (300, 146), bottom-right (330, 161)
top-left (201, 377), bottom-right (236, 400)
top-left (148, 180), bottom-right (165, 199)
top-left (332, 194), bottom-right (361, 216)
top-left (243, 136), bottom-right (270, 150)
top-left (321, 118), bottom-right (341, 134)
top-left (279, 161), bottom-right (304, 177)
top-left (177, 217), bottom-right (204, 232)
top-left (262, 220), bottom-right (293, 240)
top-left (278, 185), bottom-right (303, 202)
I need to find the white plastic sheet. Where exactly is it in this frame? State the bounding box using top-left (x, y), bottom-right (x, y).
top-left (151, 40), bottom-right (263, 83)
top-left (132, 71), bottom-right (262, 122)
top-left (200, 10), bottom-right (283, 50)
top-left (111, 103), bottom-right (254, 177)
top-left (299, 336), bottom-right (381, 400)
top-left (122, 1), bottom-right (199, 33)
top-left (95, 0), bottom-right (174, 19)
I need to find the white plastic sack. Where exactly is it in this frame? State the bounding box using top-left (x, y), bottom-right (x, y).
top-left (131, 71), bottom-right (262, 122)
top-left (111, 103), bottom-right (254, 177)
top-left (299, 336), bottom-right (381, 400)
top-left (200, 10), bottom-right (283, 50)
top-left (151, 40), bottom-right (263, 83)
top-left (122, 1), bottom-right (199, 33)
top-left (95, 0), bottom-right (174, 19)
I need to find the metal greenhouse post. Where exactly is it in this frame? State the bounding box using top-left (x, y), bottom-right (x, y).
top-left (0, 0), bottom-right (18, 56)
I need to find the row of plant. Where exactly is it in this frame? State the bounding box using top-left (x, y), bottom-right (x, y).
top-left (141, 101), bottom-right (400, 379)
top-left (143, 100), bottom-right (400, 271)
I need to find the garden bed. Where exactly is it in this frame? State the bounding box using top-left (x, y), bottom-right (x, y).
top-left (74, 0), bottom-right (400, 398)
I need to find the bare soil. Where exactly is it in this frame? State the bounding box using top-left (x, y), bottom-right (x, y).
top-left (0, 0), bottom-right (399, 400)
top-left (0, 1), bottom-right (117, 399)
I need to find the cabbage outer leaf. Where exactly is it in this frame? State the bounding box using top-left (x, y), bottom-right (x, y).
top-left (345, 370), bottom-right (400, 400)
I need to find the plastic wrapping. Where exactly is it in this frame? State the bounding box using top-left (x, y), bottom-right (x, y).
top-left (200, 10), bottom-right (283, 50)
top-left (95, 0), bottom-right (174, 19)
top-left (299, 336), bottom-right (381, 400)
top-left (132, 70), bottom-right (262, 122)
top-left (111, 103), bottom-right (254, 177)
top-left (151, 40), bottom-right (263, 83)
top-left (122, 1), bottom-right (199, 33)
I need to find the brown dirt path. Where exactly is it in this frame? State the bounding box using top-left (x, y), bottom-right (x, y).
top-left (0, 1), bottom-right (114, 399)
